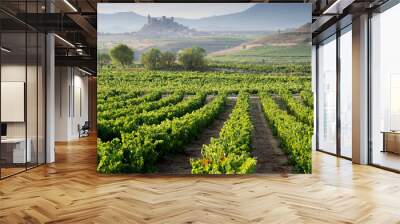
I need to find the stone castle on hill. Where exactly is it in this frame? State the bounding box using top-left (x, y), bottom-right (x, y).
top-left (147, 15), bottom-right (175, 25)
top-left (135, 14), bottom-right (202, 38)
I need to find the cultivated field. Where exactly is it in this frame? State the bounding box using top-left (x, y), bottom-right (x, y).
top-left (208, 43), bottom-right (311, 64)
top-left (97, 64), bottom-right (313, 174)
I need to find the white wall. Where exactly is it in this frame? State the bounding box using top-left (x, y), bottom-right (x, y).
top-left (72, 73), bottom-right (89, 137)
top-left (1, 63), bottom-right (46, 164)
top-left (1, 65), bottom-right (36, 138)
top-left (1, 64), bottom-right (25, 81)
top-left (55, 67), bottom-right (89, 141)
top-left (1, 65), bottom-right (26, 143)
top-left (55, 66), bottom-right (70, 141)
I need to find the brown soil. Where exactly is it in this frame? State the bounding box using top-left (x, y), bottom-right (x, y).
top-left (249, 96), bottom-right (293, 174)
top-left (272, 95), bottom-right (288, 111)
top-left (155, 98), bottom-right (236, 174)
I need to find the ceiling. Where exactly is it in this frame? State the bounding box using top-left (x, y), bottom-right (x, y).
top-left (0, 0), bottom-right (97, 75)
top-left (308, 0), bottom-right (391, 42)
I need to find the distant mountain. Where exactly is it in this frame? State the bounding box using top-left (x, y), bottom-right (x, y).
top-left (98, 3), bottom-right (311, 34)
top-left (176, 4), bottom-right (310, 32)
top-left (98, 12), bottom-right (146, 33)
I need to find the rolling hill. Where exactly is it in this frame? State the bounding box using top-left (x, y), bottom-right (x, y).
top-left (207, 23), bottom-right (311, 64)
top-left (249, 23), bottom-right (311, 46)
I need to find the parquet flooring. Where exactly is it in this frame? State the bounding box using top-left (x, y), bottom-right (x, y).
top-left (1, 135), bottom-right (400, 223)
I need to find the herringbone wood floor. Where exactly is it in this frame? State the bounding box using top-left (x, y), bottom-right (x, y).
top-left (1, 136), bottom-right (400, 224)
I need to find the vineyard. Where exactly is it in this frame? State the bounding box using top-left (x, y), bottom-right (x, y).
top-left (97, 64), bottom-right (313, 174)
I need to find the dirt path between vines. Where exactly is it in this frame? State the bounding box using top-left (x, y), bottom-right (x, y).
top-left (249, 96), bottom-right (293, 174)
top-left (156, 98), bottom-right (236, 174)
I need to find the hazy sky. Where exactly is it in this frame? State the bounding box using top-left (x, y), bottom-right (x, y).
top-left (98, 3), bottom-right (256, 19)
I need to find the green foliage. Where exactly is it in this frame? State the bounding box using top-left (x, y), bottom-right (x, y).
top-left (300, 90), bottom-right (313, 108)
top-left (98, 91), bottom-right (184, 121)
top-left (97, 53), bottom-right (111, 67)
top-left (208, 62), bottom-right (311, 75)
top-left (278, 90), bottom-right (313, 126)
top-left (97, 91), bottom-right (161, 113)
top-left (98, 93), bottom-right (206, 142)
top-left (160, 51), bottom-right (176, 68)
top-left (141, 49), bottom-right (177, 70)
top-left (177, 47), bottom-right (207, 70)
top-left (191, 92), bottom-right (256, 174)
top-left (97, 68), bottom-right (310, 94)
top-left (96, 66), bottom-right (312, 174)
top-left (109, 44), bottom-right (134, 67)
top-left (141, 48), bottom-right (162, 70)
top-left (259, 93), bottom-right (312, 173)
top-left (97, 94), bottom-right (227, 173)
top-left (97, 139), bottom-right (124, 173)
top-left (207, 43), bottom-right (311, 64)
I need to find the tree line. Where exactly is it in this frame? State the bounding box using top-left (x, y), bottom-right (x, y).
top-left (98, 44), bottom-right (207, 70)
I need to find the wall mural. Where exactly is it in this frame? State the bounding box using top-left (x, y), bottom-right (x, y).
top-left (96, 3), bottom-right (312, 174)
